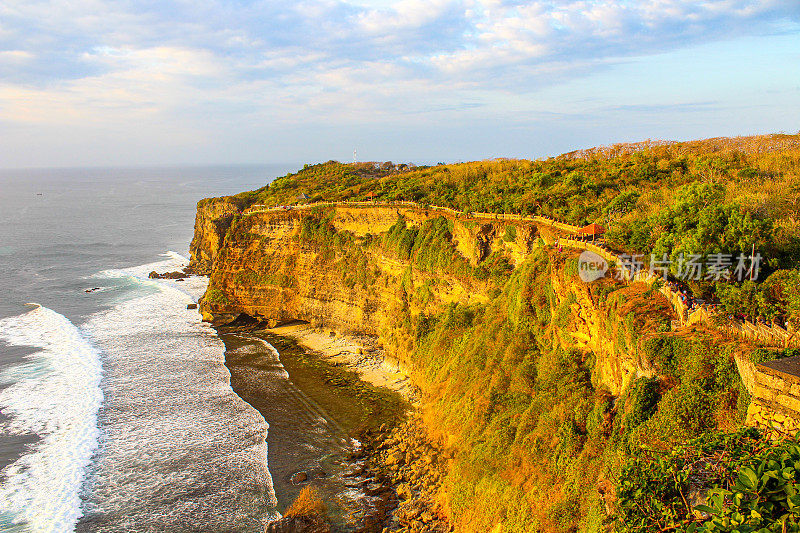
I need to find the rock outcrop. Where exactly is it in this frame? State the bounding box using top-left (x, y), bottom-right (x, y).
top-left (195, 203), bottom-right (528, 327)
top-left (189, 197), bottom-right (243, 274)
top-left (190, 198), bottom-right (686, 531)
top-left (264, 515), bottom-right (330, 533)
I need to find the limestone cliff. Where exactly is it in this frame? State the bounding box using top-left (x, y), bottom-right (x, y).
top-left (193, 198), bottom-right (759, 531)
top-left (192, 199), bottom-right (669, 396)
top-left (189, 196), bottom-right (244, 274)
top-left (195, 203), bottom-right (526, 328)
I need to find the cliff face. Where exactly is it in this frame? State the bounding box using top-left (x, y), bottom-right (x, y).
top-left (191, 199), bottom-right (723, 531)
top-left (550, 266), bottom-right (665, 395)
top-left (197, 203), bottom-right (519, 329)
top-left (192, 199), bottom-right (666, 396)
top-left (189, 197), bottom-right (243, 275)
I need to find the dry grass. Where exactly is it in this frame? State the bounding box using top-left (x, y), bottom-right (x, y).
top-left (560, 133), bottom-right (800, 162)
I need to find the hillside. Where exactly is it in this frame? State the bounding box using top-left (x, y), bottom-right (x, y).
top-left (209, 134), bottom-right (800, 327)
top-left (191, 133), bottom-right (800, 532)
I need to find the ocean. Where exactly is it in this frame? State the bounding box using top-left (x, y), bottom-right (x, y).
top-left (0, 166), bottom-right (296, 532)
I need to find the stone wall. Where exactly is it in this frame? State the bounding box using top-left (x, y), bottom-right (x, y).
top-left (745, 356), bottom-right (800, 438)
top-left (747, 399), bottom-right (800, 439)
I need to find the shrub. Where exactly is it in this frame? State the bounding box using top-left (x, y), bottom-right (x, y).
top-left (503, 225), bottom-right (518, 243)
top-left (616, 428), bottom-right (770, 532)
top-left (203, 283), bottom-right (229, 304)
top-left (690, 436), bottom-right (800, 532)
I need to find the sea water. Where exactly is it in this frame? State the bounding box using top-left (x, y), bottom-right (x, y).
top-left (0, 166), bottom-right (294, 532)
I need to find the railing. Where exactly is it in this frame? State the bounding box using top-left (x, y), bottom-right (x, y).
top-left (556, 238), bottom-right (618, 264)
top-left (246, 201), bottom-right (583, 233)
top-left (720, 319), bottom-right (800, 349)
top-left (247, 200), bottom-right (422, 214)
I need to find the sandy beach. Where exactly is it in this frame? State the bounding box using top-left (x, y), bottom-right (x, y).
top-left (264, 322), bottom-right (416, 401)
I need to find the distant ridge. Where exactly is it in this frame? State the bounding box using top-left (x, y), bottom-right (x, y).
top-left (559, 132), bottom-right (800, 161)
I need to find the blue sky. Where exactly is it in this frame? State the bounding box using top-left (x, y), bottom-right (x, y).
top-left (1, 0), bottom-right (799, 168)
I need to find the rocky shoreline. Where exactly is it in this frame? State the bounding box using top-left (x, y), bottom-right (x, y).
top-left (215, 318), bottom-right (450, 533)
top-left (354, 415), bottom-right (452, 533)
top-left (263, 322), bottom-right (415, 401)
top-left (265, 413), bottom-right (452, 533)
top-left (262, 324), bottom-right (451, 531)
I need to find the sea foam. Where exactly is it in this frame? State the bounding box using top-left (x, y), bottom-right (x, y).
top-left (76, 252), bottom-right (277, 532)
top-left (0, 305), bottom-right (103, 533)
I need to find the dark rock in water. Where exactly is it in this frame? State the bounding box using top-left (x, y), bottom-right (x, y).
top-left (148, 269), bottom-right (192, 279)
top-left (187, 303), bottom-right (198, 310)
top-left (265, 515), bottom-right (330, 533)
top-left (291, 471), bottom-right (309, 484)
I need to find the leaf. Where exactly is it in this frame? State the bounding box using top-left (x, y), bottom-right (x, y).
top-left (695, 504), bottom-right (722, 516)
top-left (740, 467), bottom-right (758, 490)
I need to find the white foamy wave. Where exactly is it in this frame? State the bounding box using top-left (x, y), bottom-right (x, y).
top-left (96, 250), bottom-right (188, 279)
top-left (0, 305), bottom-right (103, 533)
top-left (77, 260), bottom-right (278, 531)
top-left (95, 251), bottom-right (206, 302)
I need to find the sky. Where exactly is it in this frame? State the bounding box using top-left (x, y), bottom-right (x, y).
top-left (1, 0), bottom-right (799, 168)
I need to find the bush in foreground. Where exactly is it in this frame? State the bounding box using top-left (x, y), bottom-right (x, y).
top-left (617, 428), bottom-right (800, 532)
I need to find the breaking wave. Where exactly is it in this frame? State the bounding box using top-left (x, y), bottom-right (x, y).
top-left (76, 252), bottom-right (277, 532)
top-left (0, 305), bottom-right (103, 533)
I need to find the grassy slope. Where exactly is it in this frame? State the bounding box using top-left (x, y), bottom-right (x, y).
top-left (256, 205), bottom-right (756, 531)
top-left (216, 133), bottom-right (800, 531)
top-left (231, 133), bottom-right (800, 326)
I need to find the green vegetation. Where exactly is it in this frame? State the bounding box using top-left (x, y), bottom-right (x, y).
top-left (296, 214), bottom-right (382, 292)
top-left (503, 225), bottom-right (518, 243)
top-left (716, 271), bottom-right (800, 326)
top-left (232, 133), bottom-right (800, 325)
top-left (377, 249), bottom-right (747, 532)
top-left (622, 336), bottom-right (745, 451)
top-left (617, 429), bottom-right (800, 532)
top-left (235, 268), bottom-right (296, 288)
top-left (383, 215), bottom-right (512, 285)
top-left (203, 281), bottom-right (230, 304)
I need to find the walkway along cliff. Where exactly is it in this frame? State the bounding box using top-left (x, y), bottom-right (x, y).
top-left (190, 198), bottom-right (796, 532)
top-left (191, 201), bottom-right (662, 394)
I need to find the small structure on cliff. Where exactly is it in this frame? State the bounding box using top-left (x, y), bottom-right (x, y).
top-left (577, 223), bottom-right (606, 241)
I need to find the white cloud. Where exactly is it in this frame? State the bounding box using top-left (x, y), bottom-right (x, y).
top-left (3, 0), bottom-right (797, 88)
top-left (355, 0), bottom-right (460, 32)
top-left (0, 0), bottom-right (798, 166)
top-left (0, 50), bottom-right (34, 62)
